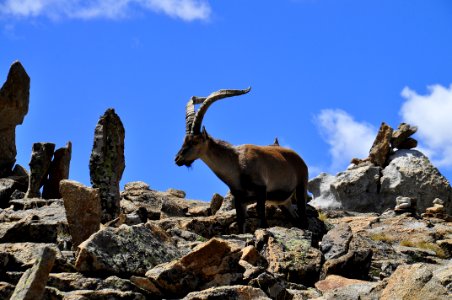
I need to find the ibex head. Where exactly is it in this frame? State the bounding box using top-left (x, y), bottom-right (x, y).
top-left (175, 87), bottom-right (251, 167)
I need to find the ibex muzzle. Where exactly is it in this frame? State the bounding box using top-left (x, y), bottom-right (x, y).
top-left (175, 87), bottom-right (309, 233)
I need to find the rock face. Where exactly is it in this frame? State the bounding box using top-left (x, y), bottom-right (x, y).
top-left (59, 180), bottom-right (101, 248)
top-left (0, 61), bottom-right (30, 177)
top-left (90, 108), bottom-right (125, 223)
top-left (25, 142), bottom-right (56, 199)
top-left (42, 142), bottom-right (72, 199)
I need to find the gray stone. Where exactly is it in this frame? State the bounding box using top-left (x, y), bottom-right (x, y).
top-left (75, 223), bottom-right (182, 276)
top-left (9, 246), bottom-right (56, 300)
top-left (321, 223), bottom-right (353, 260)
top-left (0, 61), bottom-right (30, 177)
top-left (60, 180), bottom-right (101, 248)
top-left (308, 173), bottom-right (341, 209)
top-left (25, 142), bottom-right (55, 199)
top-left (183, 285), bottom-right (270, 300)
top-left (42, 141), bottom-right (72, 199)
top-left (380, 150), bottom-right (452, 214)
top-left (90, 108), bottom-right (125, 223)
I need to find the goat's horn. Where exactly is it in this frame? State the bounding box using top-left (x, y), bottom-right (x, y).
top-left (191, 87), bottom-right (251, 134)
top-left (185, 96), bottom-right (205, 134)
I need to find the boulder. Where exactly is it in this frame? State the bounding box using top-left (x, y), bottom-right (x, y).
top-left (9, 246), bottom-right (56, 300)
top-left (308, 173), bottom-right (341, 210)
top-left (0, 61), bottom-right (30, 177)
top-left (24, 142), bottom-right (55, 199)
top-left (145, 238), bottom-right (244, 298)
top-left (380, 150), bottom-right (452, 214)
top-left (368, 122), bottom-right (393, 167)
top-left (0, 178), bottom-right (19, 208)
top-left (90, 108), bottom-right (125, 223)
top-left (380, 263), bottom-right (451, 300)
top-left (257, 227), bottom-right (323, 286)
top-left (210, 193), bottom-right (224, 215)
top-left (391, 123), bottom-right (417, 149)
top-left (183, 285), bottom-right (270, 300)
top-left (75, 223), bottom-right (182, 276)
top-left (320, 223), bottom-right (353, 260)
top-left (42, 142), bottom-right (72, 199)
top-left (60, 180), bottom-right (101, 248)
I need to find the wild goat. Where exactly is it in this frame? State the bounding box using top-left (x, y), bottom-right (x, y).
top-left (175, 88), bottom-right (309, 233)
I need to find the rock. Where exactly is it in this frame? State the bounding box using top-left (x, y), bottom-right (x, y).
top-left (210, 193), bottom-right (224, 215)
top-left (436, 239), bottom-right (452, 258)
top-left (258, 227), bottom-right (323, 286)
top-left (320, 223), bottom-right (353, 260)
top-left (63, 289), bottom-right (146, 300)
top-left (188, 205), bottom-right (211, 217)
top-left (394, 196), bottom-right (416, 213)
top-left (42, 141), bottom-right (72, 199)
top-left (183, 285), bottom-right (270, 300)
top-left (90, 108), bottom-right (125, 223)
top-left (24, 142), bottom-right (56, 199)
top-left (0, 178), bottom-right (19, 208)
top-left (60, 180), bottom-right (101, 248)
top-left (9, 246), bottom-right (56, 300)
top-left (308, 173), bottom-right (341, 210)
top-left (315, 274), bottom-right (376, 293)
top-left (395, 137), bottom-right (417, 150)
top-left (368, 122), bottom-right (393, 167)
top-left (0, 281), bottom-right (14, 300)
top-left (75, 223), bottom-right (182, 276)
top-left (380, 150), bottom-right (452, 215)
top-left (316, 279), bottom-right (384, 300)
top-left (0, 61), bottom-right (30, 177)
top-left (380, 263), bottom-right (451, 300)
top-left (217, 191), bottom-right (235, 212)
top-left (145, 238), bottom-right (244, 298)
top-left (166, 188), bottom-right (186, 198)
top-left (321, 235), bottom-right (373, 280)
top-left (332, 165), bottom-right (385, 212)
top-left (391, 122), bottom-right (417, 149)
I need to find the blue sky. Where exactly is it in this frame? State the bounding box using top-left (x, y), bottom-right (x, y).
top-left (1, 0), bottom-right (452, 201)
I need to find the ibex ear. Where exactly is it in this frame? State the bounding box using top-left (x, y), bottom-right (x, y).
top-left (202, 126), bottom-right (209, 139)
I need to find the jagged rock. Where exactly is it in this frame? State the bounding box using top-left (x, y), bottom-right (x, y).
top-left (90, 108), bottom-right (125, 223)
top-left (321, 234), bottom-right (373, 280)
top-left (183, 285), bottom-right (270, 300)
top-left (0, 61), bottom-right (30, 177)
top-left (60, 180), bottom-right (101, 249)
top-left (218, 191), bottom-right (235, 212)
top-left (332, 165), bottom-right (384, 212)
top-left (10, 246), bottom-right (56, 300)
top-left (42, 142), bottom-right (72, 199)
top-left (308, 173), bottom-right (341, 210)
top-left (0, 242), bottom-right (72, 273)
top-left (166, 188), bottom-right (186, 198)
top-left (0, 282), bottom-right (14, 299)
top-left (380, 263), bottom-right (451, 300)
top-left (391, 123), bottom-right (418, 149)
top-left (368, 122), bottom-right (393, 167)
top-left (0, 178), bottom-right (18, 208)
top-left (320, 223), bottom-right (353, 260)
top-left (25, 142), bottom-right (55, 199)
top-left (257, 227), bottom-right (323, 286)
top-left (210, 193), bottom-right (224, 215)
top-left (380, 150), bottom-right (452, 214)
top-left (145, 238), bottom-right (244, 298)
top-left (75, 223), bottom-right (182, 276)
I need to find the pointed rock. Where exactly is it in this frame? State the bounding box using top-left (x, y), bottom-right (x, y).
top-left (90, 108), bottom-right (125, 223)
top-left (0, 61), bottom-right (30, 177)
top-left (43, 142), bottom-right (72, 199)
top-left (369, 122), bottom-right (393, 167)
top-left (60, 180), bottom-right (101, 249)
top-left (9, 246), bottom-right (56, 300)
top-left (25, 142), bottom-right (55, 198)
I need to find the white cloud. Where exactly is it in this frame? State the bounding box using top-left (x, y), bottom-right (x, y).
top-left (400, 84), bottom-right (452, 167)
top-left (315, 109), bottom-right (375, 172)
top-left (0, 0), bottom-right (211, 21)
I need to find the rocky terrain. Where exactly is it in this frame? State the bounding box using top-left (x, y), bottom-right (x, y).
top-left (0, 61), bottom-right (451, 299)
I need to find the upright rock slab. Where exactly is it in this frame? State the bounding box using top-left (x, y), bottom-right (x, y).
top-left (0, 61), bottom-right (30, 177)
top-left (368, 122), bottom-right (393, 168)
top-left (25, 142), bottom-right (55, 198)
top-left (9, 246), bottom-right (56, 300)
top-left (90, 108), bottom-right (125, 223)
top-left (43, 142), bottom-right (72, 199)
top-left (60, 180), bottom-right (101, 249)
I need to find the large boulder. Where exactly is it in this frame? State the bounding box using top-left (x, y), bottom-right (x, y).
top-left (90, 108), bottom-right (125, 223)
top-left (380, 150), bottom-right (452, 214)
top-left (75, 223), bottom-right (182, 276)
top-left (0, 61), bottom-right (30, 177)
top-left (60, 180), bottom-right (101, 248)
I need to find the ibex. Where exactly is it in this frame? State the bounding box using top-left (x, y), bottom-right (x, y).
top-left (175, 88), bottom-right (309, 233)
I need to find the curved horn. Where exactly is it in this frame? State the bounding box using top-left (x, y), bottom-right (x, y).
top-left (185, 96), bottom-right (205, 134)
top-left (191, 87), bottom-right (251, 134)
